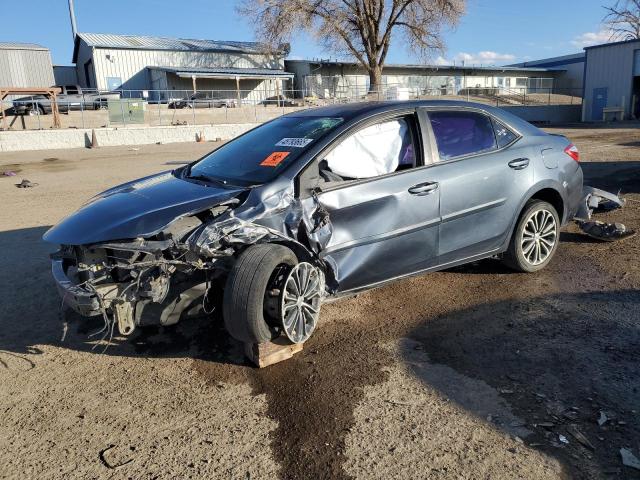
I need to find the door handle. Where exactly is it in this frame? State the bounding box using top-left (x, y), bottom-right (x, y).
top-left (508, 158), bottom-right (530, 170)
top-left (408, 182), bottom-right (439, 196)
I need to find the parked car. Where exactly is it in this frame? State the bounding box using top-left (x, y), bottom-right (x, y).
top-left (12, 85), bottom-right (120, 115)
top-left (168, 92), bottom-right (237, 109)
top-left (259, 95), bottom-right (298, 107)
top-left (44, 100), bottom-right (583, 347)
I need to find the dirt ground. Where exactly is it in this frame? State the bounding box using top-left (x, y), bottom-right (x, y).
top-left (0, 125), bottom-right (639, 480)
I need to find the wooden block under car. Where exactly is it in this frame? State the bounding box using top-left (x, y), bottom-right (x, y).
top-left (244, 337), bottom-right (303, 368)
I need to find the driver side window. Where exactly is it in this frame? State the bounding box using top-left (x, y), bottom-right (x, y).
top-left (319, 116), bottom-right (417, 184)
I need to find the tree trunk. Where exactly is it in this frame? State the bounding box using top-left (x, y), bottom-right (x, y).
top-left (368, 65), bottom-right (383, 95)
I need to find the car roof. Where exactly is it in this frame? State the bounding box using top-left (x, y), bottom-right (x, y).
top-left (284, 100), bottom-right (543, 136)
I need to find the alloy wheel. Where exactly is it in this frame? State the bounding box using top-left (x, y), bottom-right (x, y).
top-left (521, 208), bottom-right (557, 266)
top-left (280, 262), bottom-right (324, 343)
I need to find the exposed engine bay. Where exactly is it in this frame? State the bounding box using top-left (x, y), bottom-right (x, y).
top-left (50, 180), bottom-right (336, 347)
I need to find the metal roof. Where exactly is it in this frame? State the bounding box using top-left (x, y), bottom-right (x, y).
top-left (584, 38), bottom-right (640, 51)
top-left (76, 32), bottom-right (276, 54)
top-left (0, 42), bottom-right (49, 51)
top-left (151, 66), bottom-right (294, 79)
top-left (285, 59), bottom-right (560, 73)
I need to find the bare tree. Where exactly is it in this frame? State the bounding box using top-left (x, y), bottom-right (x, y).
top-left (239, 0), bottom-right (465, 93)
top-left (603, 0), bottom-right (640, 40)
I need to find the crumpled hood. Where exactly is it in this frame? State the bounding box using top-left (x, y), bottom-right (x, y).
top-left (43, 171), bottom-right (246, 245)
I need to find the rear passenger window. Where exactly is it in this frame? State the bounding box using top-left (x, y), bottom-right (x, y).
top-left (492, 119), bottom-right (518, 148)
top-left (428, 111), bottom-right (497, 160)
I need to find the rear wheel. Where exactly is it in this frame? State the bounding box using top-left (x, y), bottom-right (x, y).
top-left (223, 244), bottom-right (324, 344)
top-left (28, 105), bottom-right (44, 115)
top-left (503, 200), bottom-right (560, 272)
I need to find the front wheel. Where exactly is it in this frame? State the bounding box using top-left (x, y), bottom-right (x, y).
top-left (223, 244), bottom-right (324, 344)
top-left (503, 200), bottom-right (560, 272)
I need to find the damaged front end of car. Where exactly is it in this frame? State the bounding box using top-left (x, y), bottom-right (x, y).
top-left (47, 181), bottom-right (334, 340)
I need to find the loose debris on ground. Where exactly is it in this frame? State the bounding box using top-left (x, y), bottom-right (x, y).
top-left (14, 179), bottom-right (38, 188)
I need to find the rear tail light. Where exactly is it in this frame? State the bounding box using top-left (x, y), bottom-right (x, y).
top-left (564, 143), bottom-right (580, 162)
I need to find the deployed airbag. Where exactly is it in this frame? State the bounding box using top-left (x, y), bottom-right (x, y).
top-left (325, 119), bottom-right (408, 178)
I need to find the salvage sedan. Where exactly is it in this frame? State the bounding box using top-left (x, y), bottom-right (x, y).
top-left (44, 101), bottom-right (584, 345)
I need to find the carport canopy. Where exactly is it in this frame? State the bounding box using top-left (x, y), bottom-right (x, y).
top-left (151, 66), bottom-right (295, 102)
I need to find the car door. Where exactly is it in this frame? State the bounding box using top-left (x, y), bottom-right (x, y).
top-left (309, 113), bottom-right (441, 292)
top-left (419, 108), bottom-right (533, 263)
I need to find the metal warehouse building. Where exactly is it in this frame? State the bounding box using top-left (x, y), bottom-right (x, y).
top-left (582, 38), bottom-right (640, 121)
top-left (285, 59), bottom-right (570, 99)
top-left (72, 32), bottom-right (292, 102)
top-left (509, 53), bottom-right (585, 91)
top-left (0, 42), bottom-right (55, 88)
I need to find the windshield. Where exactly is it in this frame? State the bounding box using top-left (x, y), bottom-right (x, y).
top-left (186, 116), bottom-right (344, 186)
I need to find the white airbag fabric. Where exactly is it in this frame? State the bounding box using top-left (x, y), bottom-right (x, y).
top-left (325, 120), bottom-right (407, 178)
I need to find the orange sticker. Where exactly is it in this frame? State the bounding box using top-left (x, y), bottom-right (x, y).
top-left (260, 151), bottom-right (290, 167)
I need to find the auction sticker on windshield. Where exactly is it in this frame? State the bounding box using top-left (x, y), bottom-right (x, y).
top-left (260, 151), bottom-right (290, 167)
top-left (275, 138), bottom-right (314, 148)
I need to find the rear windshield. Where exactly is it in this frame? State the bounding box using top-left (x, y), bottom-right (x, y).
top-left (187, 116), bottom-right (344, 186)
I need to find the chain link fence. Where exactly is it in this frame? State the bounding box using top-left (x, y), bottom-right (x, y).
top-left (0, 85), bottom-right (584, 131)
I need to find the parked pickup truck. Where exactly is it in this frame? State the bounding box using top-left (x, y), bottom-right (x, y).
top-left (12, 85), bottom-right (121, 115)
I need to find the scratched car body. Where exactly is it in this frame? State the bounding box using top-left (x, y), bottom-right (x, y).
top-left (44, 101), bottom-right (584, 346)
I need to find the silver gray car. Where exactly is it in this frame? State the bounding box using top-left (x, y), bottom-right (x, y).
top-left (44, 100), bottom-right (583, 346)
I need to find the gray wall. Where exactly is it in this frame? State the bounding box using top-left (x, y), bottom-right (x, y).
top-left (0, 47), bottom-right (54, 88)
top-left (53, 66), bottom-right (79, 86)
top-left (502, 105), bottom-right (582, 124)
top-left (583, 40), bottom-right (640, 121)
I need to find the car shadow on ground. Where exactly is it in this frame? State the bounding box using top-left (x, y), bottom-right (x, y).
top-left (404, 289), bottom-right (640, 479)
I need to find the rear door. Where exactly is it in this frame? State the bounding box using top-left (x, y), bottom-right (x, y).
top-left (311, 112), bottom-right (441, 292)
top-left (418, 108), bottom-right (533, 263)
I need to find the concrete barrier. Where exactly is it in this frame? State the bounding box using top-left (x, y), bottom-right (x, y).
top-left (0, 123), bottom-right (258, 152)
top-left (502, 105), bottom-right (582, 124)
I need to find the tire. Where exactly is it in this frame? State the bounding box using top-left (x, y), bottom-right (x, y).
top-left (503, 200), bottom-right (560, 273)
top-left (28, 105), bottom-right (44, 116)
top-left (223, 244), bottom-right (297, 343)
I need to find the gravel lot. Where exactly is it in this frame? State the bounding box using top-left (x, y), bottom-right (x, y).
top-left (0, 125), bottom-right (639, 479)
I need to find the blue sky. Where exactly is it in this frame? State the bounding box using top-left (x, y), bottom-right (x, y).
top-left (2, 0), bottom-right (610, 66)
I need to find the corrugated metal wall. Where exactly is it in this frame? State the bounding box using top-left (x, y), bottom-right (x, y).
top-left (583, 41), bottom-right (638, 121)
top-left (0, 48), bottom-right (55, 88)
top-left (77, 39), bottom-right (285, 93)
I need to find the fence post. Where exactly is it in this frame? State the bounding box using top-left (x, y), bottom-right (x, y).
top-left (80, 95), bottom-right (85, 129)
top-left (36, 100), bottom-right (41, 130)
top-left (120, 98), bottom-right (126, 125)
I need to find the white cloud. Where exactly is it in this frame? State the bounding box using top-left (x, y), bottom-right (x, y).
top-left (571, 29), bottom-right (613, 48)
top-left (433, 51), bottom-right (516, 66)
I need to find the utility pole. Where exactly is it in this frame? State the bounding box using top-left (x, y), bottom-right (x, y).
top-left (68, 0), bottom-right (78, 41)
